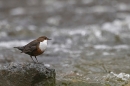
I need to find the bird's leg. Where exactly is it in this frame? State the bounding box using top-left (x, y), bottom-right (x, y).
top-left (35, 56), bottom-right (39, 62)
top-left (30, 55), bottom-right (35, 62)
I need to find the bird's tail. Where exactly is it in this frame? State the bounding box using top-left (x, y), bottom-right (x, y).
top-left (14, 47), bottom-right (24, 53)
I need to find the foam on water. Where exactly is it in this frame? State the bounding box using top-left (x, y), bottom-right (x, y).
top-left (104, 72), bottom-right (130, 81)
top-left (0, 40), bottom-right (32, 48)
top-left (0, 32), bottom-right (7, 38)
top-left (10, 7), bottom-right (25, 16)
top-left (94, 45), bottom-right (130, 50)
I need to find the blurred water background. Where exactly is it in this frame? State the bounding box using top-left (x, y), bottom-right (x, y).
top-left (1, 0), bottom-right (130, 85)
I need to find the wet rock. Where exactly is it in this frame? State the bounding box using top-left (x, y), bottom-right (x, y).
top-left (57, 80), bottom-right (103, 86)
top-left (103, 72), bottom-right (130, 86)
top-left (0, 62), bottom-right (55, 86)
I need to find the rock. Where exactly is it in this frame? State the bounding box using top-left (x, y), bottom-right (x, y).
top-left (57, 80), bottom-right (103, 86)
top-left (0, 62), bottom-right (55, 86)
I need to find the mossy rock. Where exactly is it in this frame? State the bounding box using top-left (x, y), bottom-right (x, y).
top-left (0, 63), bottom-right (56, 86)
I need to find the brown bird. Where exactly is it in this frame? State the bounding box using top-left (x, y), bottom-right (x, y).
top-left (14, 36), bottom-right (51, 62)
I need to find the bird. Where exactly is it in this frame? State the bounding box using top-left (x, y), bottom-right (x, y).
top-left (14, 36), bottom-right (51, 62)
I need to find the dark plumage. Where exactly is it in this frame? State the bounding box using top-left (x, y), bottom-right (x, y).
top-left (14, 36), bottom-right (51, 62)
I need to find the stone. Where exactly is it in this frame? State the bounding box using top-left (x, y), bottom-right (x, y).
top-left (0, 62), bottom-right (55, 86)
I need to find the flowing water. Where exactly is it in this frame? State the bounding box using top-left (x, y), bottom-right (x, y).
top-left (0, 0), bottom-right (130, 85)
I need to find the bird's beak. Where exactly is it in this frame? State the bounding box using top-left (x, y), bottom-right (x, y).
top-left (47, 38), bottom-right (51, 40)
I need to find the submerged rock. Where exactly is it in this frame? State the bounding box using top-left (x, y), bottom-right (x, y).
top-left (0, 62), bottom-right (55, 86)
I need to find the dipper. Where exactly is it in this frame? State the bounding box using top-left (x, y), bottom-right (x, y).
top-left (14, 36), bottom-right (51, 62)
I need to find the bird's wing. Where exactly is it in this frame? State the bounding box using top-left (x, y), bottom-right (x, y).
top-left (23, 40), bottom-right (40, 53)
top-left (26, 39), bottom-right (40, 47)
